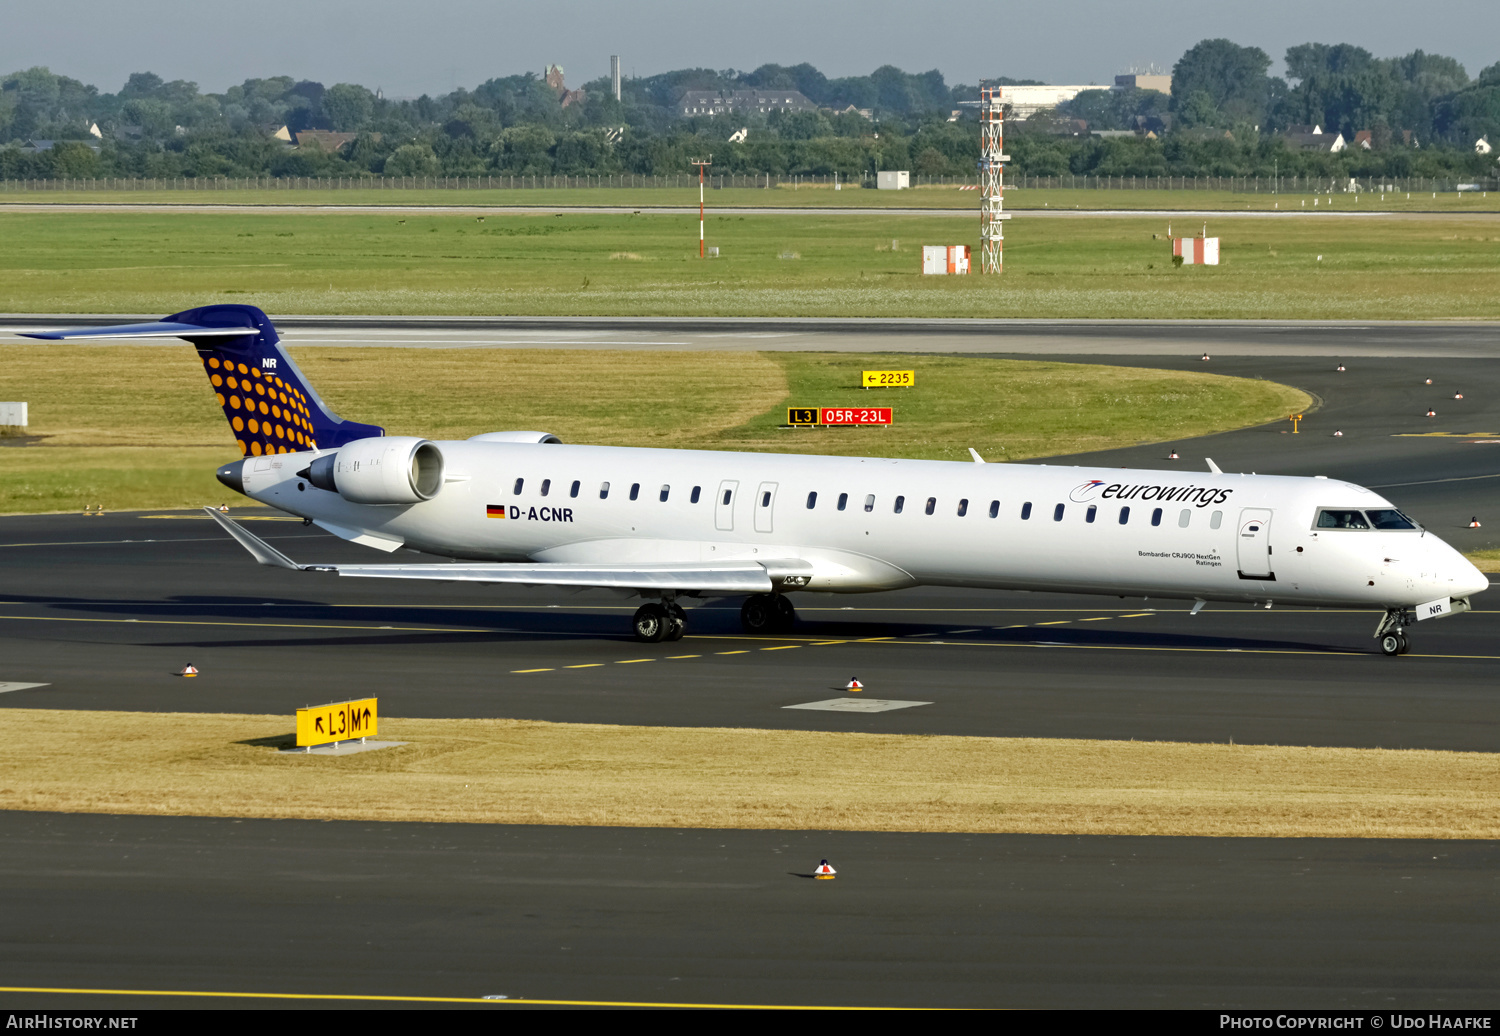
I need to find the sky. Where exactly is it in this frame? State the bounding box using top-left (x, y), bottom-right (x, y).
top-left (3, 0), bottom-right (1495, 98)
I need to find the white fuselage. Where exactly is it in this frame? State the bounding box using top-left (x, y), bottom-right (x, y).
top-left (238, 440), bottom-right (1488, 608)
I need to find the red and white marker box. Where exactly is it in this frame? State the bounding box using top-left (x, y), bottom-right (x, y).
top-left (821, 407), bottom-right (893, 426)
top-left (1172, 237), bottom-right (1220, 264)
top-left (922, 245), bottom-right (971, 274)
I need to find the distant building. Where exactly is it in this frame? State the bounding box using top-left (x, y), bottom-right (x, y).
top-left (1477, 136), bottom-right (1493, 155)
top-left (992, 85), bottom-right (1098, 120)
top-left (728, 127), bottom-right (748, 143)
top-left (679, 89), bottom-right (815, 118)
top-left (544, 64), bottom-right (586, 109)
top-left (877, 171), bottom-right (909, 190)
top-left (610, 55), bottom-right (621, 102)
top-left (1113, 73), bottom-right (1171, 94)
top-left (1352, 130), bottom-right (1373, 150)
top-left (1285, 128), bottom-right (1346, 152)
top-left (294, 130), bottom-right (358, 152)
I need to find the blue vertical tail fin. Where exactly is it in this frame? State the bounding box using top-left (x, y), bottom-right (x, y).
top-left (20, 304), bottom-right (383, 457)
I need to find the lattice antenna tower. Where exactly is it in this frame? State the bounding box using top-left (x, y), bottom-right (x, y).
top-left (979, 85), bottom-right (1012, 274)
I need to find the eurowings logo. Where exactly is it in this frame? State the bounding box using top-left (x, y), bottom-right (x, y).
top-left (1069, 480), bottom-right (1106, 503)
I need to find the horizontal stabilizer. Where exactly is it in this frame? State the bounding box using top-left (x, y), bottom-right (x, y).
top-left (205, 508), bottom-right (773, 593)
top-left (19, 322), bottom-right (255, 341)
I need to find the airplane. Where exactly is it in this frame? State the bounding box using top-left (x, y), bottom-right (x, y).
top-left (21, 303), bottom-right (1488, 656)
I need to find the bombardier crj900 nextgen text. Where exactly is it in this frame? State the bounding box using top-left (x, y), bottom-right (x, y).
top-left (25, 305), bottom-right (1488, 655)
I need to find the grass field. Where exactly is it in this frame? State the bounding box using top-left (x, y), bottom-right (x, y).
top-left (0, 344), bottom-right (1309, 513)
top-left (1, 209), bottom-right (1498, 319)
top-left (1, 708), bottom-right (1494, 838)
top-left (3, 184), bottom-right (1498, 213)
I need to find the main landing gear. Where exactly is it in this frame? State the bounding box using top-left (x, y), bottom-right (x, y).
top-left (1375, 608), bottom-right (1413, 656)
top-left (632, 602), bottom-right (686, 643)
top-left (740, 593), bottom-right (796, 634)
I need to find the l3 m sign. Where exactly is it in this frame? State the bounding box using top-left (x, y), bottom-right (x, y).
top-left (1173, 237), bottom-right (1220, 264)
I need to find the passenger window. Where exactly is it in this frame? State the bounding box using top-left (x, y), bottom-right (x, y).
top-left (1119, 506), bottom-right (1130, 524)
top-left (894, 495), bottom-right (905, 514)
top-left (691, 486), bottom-right (701, 504)
top-left (1053, 503), bottom-right (1065, 522)
top-left (600, 481), bottom-right (610, 500)
top-left (957, 499), bottom-right (969, 517)
top-left (761, 491), bottom-right (771, 507)
top-left (1021, 502), bottom-right (1032, 520)
top-left (1178, 508), bottom-right (1191, 528)
top-left (806, 491), bottom-right (817, 509)
top-left (925, 497), bottom-right (936, 515)
top-left (1210, 509), bottom-right (1222, 529)
top-left (988, 500), bottom-right (999, 518)
top-left (513, 478), bottom-right (524, 495)
top-left (570, 480), bottom-right (580, 498)
top-left (1151, 507), bottom-right (1163, 527)
top-left (660, 485), bottom-right (670, 502)
top-left (1316, 509), bottom-right (1370, 530)
top-left (1086, 505), bottom-right (1096, 523)
top-left (628, 483), bottom-right (640, 501)
top-left (540, 479), bottom-right (551, 497)
top-left (722, 488), bottom-right (732, 506)
top-left (864, 494), bottom-right (875, 512)
top-left (838, 492), bottom-right (848, 511)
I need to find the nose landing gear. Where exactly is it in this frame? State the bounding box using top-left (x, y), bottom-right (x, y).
top-left (1375, 608), bottom-right (1413, 656)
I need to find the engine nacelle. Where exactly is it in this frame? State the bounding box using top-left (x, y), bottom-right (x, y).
top-left (467, 431), bottom-right (562, 444)
top-left (304, 436), bottom-right (444, 504)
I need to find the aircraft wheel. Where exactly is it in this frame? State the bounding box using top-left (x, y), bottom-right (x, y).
top-left (740, 594), bottom-right (776, 633)
top-left (1379, 633), bottom-right (1403, 656)
top-left (665, 603), bottom-right (687, 641)
top-left (772, 594), bottom-right (797, 631)
top-left (633, 603), bottom-right (669, 643)
top-left (1397, 633), bottom-right (1410, 654)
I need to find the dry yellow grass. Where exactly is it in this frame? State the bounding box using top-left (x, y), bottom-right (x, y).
top-left (2, 709), bottom-right (1495, 839)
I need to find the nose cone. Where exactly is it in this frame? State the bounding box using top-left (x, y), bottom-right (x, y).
top-left (216, 459), bottom-right (246, 495)
top-left (1454, 557), bottom-right (1490, 599)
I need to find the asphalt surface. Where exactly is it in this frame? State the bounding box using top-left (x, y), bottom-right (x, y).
top-left (3, 325), bottom-right (1500, 1007)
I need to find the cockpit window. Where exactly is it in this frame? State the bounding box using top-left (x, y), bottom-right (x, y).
top-left (1316, 509), bottom-right (1371, 530)
top-left (1365, 508), bottom-right (1418, 530)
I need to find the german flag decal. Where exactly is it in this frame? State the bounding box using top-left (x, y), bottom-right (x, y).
top-left (486, 504), bottom-right (507, 519)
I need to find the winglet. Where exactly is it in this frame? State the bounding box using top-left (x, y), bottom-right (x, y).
top-left (203, 507), bottom-right (303, 570)
top-left (969, 448), bottom-right (985, 464)
top-left (1206, 458), bottom-right (1223, 474)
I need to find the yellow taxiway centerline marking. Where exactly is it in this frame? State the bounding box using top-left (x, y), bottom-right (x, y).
top-left (511, 668), bottom-right (554, 673)
top-left (716, 650), bottom-right (751, 655)
top-left (616, 658), bottom-right (654, 664)
top-left (0, 985), bottom-right (906, 1010)
top-left (666, 654), bottom-right (701, 659)
top-left (761, 645), bottom-right (800, 651)
top-left (564, 663), bottom-right (605, 669)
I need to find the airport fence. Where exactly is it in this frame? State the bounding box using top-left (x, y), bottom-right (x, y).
top-left (0, 173), bottom-right (1495, 193)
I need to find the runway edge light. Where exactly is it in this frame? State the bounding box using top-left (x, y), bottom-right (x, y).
top-left (177, 664), bottom-right (198, 678)
top-left (814, 860), bottom-right (837, 880)
top-left (844, 677), bottom-right (863, 691)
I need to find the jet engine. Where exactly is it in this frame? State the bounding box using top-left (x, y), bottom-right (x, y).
top-left (302, 436), bottom-right (444, 504)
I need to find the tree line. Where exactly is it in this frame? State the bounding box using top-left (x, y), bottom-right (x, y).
top-left (1, 44), bottom-right (1496, 183)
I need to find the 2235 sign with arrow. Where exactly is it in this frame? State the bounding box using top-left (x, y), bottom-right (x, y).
top-left (296, 697), bottom-right (378, 747)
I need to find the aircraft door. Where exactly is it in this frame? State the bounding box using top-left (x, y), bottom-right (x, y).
top-left (754, 482), bottom-right (779, 533)
top-left (715, 480), bottom-right (738, 532)
top-left (1236, 508), bottom-right (1275, 580)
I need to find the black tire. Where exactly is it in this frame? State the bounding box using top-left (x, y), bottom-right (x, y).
top-left (772, 594), bottom-right (797, 631)
top-left (1379, 633), bottom-right (1402, 656)
top-left (665, 603), bottom-right (687, 641)
top-left (633, 603), bottom-right (669, 643)
top-left (740, 594), bottom-right (775, 633)
top-left (1397, 633), bottom-right (1410, 654)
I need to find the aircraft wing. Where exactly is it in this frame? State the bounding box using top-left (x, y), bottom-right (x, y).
top-left (204, 508), bottom-right (775, 593)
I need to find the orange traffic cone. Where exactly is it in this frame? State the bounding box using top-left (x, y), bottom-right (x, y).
top-left (814, 860), bottom-right (837, 880)
top-left (177, 664), bottom-right (199, 678)
top-left (844, 677), bottom-right (863, 691)
top-left (1470, 518), bottom-right (1482, 528)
